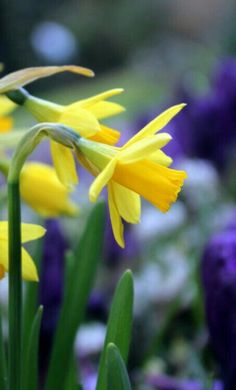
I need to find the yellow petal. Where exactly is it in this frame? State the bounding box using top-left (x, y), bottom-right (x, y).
top-left (150, 150), bottom-right (173, 167)
top-left (78, 89), bottom-right (124, 107)
top-left (0, 221), bottom-right (45, 243)
top-left (0, 96), bottom-right (16, 116)
top-left (89, 159), bottom-right (117, 202)
top-left (86, 101), bottom-right (125, 120)
top-left (60, 105), bottom-right (100, 137)
top-left (0, 240), bottom-right (38, 281)
top-left (21, 223), bottom-right (46, 243)
top-left (20, 162), bottom-right (78, 217)
top-left (89, 125), bottom-right (120, 145)
top-left (119, 134), bottom-right (172, 164)
top-left (0, 65), bottom-right (94, 93)
top-left (111, 182), bottom-right (141, 224)
top-left (51, 141), bottom-right (78, 189)
top-left (21, 248), bottom-right (39, 281)
top-left (125, 103), bottom-right (186, 147)
top-left (108, 183), bottom-right (124, 248)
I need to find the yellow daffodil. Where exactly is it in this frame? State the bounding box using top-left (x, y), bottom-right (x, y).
top-left (0, 222), bottom-right (45, 281)
top-left (20, 162), bottom-right (78, 217)
top-left (0, 96), bottom-right (16, 132)
top-left (76, 104), bottom-right (187, 247)
top-left (0, 65), bottom-right (123, 189)
top-left (21, 88), bottom-right (124, 189)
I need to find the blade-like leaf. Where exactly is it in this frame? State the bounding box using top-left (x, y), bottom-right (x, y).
top-left (22, 237), bottom-right (43, 388)
top-left (96, 270), bottom-right (134, 390)
top-left (0, 65), bottom-right (94, 93)
top-left (45, 202), bottom-right (106, 390)
top-left (23, 306), bottom-right (43, 390)
top-left (105, 343), bottom-right (132, 390)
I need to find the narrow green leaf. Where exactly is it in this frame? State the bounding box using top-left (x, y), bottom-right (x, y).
top-left (105, 343), bottom-right (132, 390)
top-left (45, 202), bottom-right (106, 390)
top-left (0, 308), bottom-right (7, 390)
top-left (96, 270), bottom-right (134, 390)
top-left (23, 306), bottom-right (43, 390)
top-left (22, 238), bottom-right (43, 387)
top-left (65, 355), bottom-right (82, 390)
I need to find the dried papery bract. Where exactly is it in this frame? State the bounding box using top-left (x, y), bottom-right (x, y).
top-left (0, 65), bottom-right (94, 94)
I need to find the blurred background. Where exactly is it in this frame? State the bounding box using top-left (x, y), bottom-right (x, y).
top-left (1, 1), bottom-right (236, 389)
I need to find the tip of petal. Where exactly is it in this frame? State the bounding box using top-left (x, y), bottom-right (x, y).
top-left (113, 88), bottom-right (125, 94)
top-left (89, 189), bottom-right (97, 203)
top-left (176, 103), bottom-right (187, 111)
top-left (118, 239), bottom-right (125, 249)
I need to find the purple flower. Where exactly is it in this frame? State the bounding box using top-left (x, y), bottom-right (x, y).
top-left (39, 219), bottom-right (68, 378)
top-left (136, 58), bottom-right (236, 170)
top-left (146, 374), bottom-right (222, 390)
top-left (178, 58), bottom-right (236, 169)
top-left (201, 227), bottom-right (236, 389)
top-left (86, 291), bottom-right (108, 321)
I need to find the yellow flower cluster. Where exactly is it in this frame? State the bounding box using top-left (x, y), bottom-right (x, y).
top-left (0, 65), bottom-right (187, 280)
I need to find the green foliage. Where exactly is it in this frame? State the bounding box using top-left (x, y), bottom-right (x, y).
top-left (96, 270), bottom-right (134, 390)
top-left (23, 306), bottom-right (43, 390)
top-left (105, 343), bottom-right (132, 390)
top-left (22, 238), bottom-right (43, 387)
top-left (45, 201), bottom-right (106, 390)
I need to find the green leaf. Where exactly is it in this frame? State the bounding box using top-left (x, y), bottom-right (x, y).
top-left (22, 238), bottom-right (43, 388)
top-left (23, 306), bottom-right (43, 390)
top-left (64, 354), bottom-right (81, 390)
top-left (105, 343), bottom-right (132, 390)
top-left (0, 307), bottom-right (7, 390)
top-left (45, 202), bottom-right (106, 390)
top-left (96, 270), bottom-right (134, 390)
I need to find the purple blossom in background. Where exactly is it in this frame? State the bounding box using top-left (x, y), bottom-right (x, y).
top-left (136, 58), bottom-right (236, 169)
top-left (146, 374), bottom-right (222, 390)
top-left (39, 219), bottom-right (68, 378)
top-left (86, 291), bottom-right (108, 322)
top-left (174, 58), bottom-right (236, 168)
top-left (201, 227), bottom-right (236, 390)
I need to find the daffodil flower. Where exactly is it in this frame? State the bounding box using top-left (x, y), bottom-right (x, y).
top-left (0, 96), bottom-right (16, 132)
top-left (19, 88), bottom-right (124, 189)
top-left (20, 162), bottom-right (78, 217)
top-left (0, 65), bottom-right (124, 189)
top-left (0, 222), bottom-right (46, 281)
top-left (76, 104), bottom-right (187, 247)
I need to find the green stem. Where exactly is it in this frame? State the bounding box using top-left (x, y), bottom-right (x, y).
top-left (5, 122), bottom-right (81, 390)
top-left (8, 180), bottom-right (22, 390)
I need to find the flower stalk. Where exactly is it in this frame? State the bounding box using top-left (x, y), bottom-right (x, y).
top-left (7, 122), bottom-right (81, 390)
top-left (8, 177), bottom-right (22, 390)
